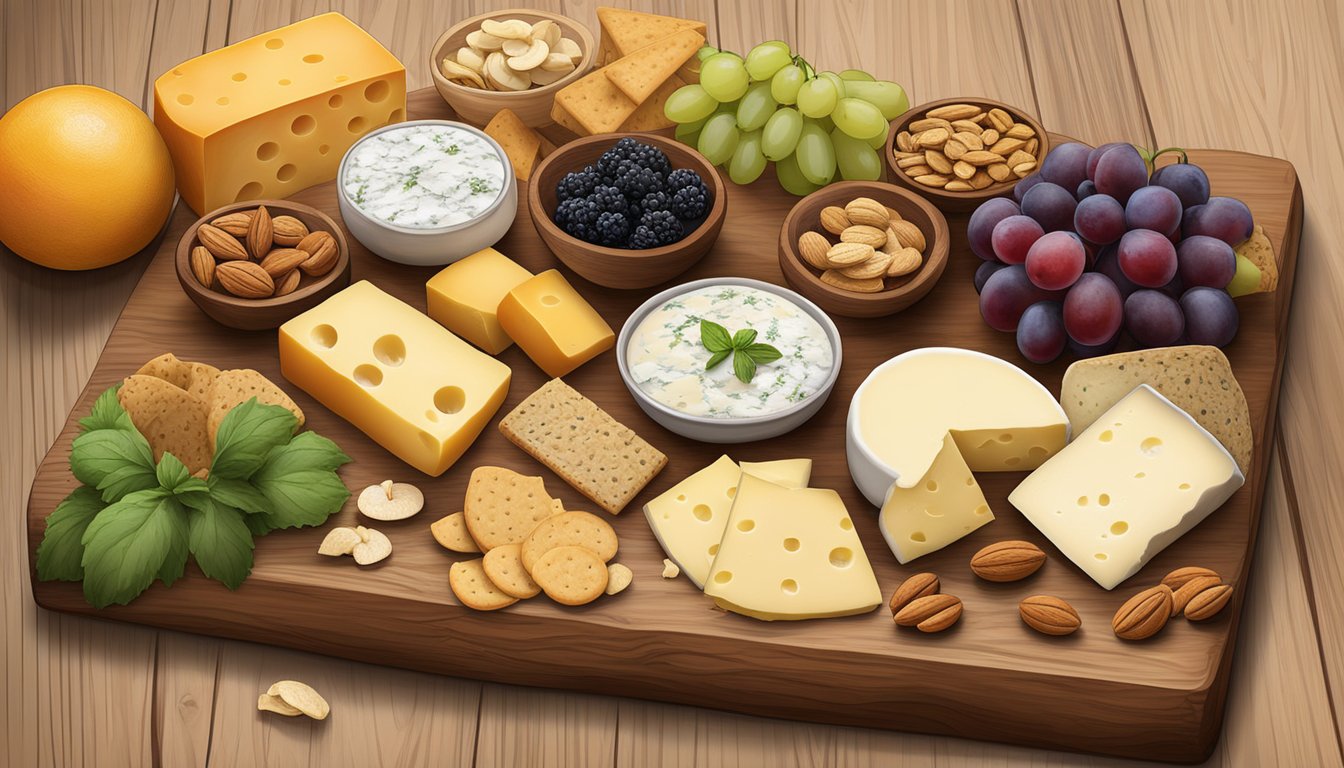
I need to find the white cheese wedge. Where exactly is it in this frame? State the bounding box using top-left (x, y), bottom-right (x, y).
top-left (643, 456), bottom-right (812, 588)
top-left (704, 474), bottom-right (882, 621)
top-left (1009, 385), bottom-right (1245, 590)
top-left (879, 433), bottom-right (994, 563)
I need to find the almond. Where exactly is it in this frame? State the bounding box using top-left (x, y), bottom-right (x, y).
top-left (840, 224), bottom-right (887, 249)
top-left (843, 197), bottom-right (890, 229)
top-left (797, 231), bottom-right (832, 270)
top-left (1013, 161), bottom-right (1038, 177)
top-left (942, 139), bottom-right (967, 161)
top-left (894, 593), bottom-right (962, 633)
top-left (824, 242), bottom-right (874, 268)
top-left (908, 117), bottom-right (952, 133)
top-left (247, 205), bottom-right (273, 260)
top-left (968, 170), bottom-right (994, 190)
top-left (924, 150), bottom-right (953, 175)
top-left (990, 137), bottom-right (1027, 156)
top-left (889, 220), bottom-right (927, 252)
top-left (913, 174), bottom-right (951, 187)
top-left (916, 127), bottom-right (949, 149)
top-left (889, 572), bottom-right (939, 615)
top-left (190, 246), bottom-right (216, 288)
top-left (819, 206), bottom-right (851, 235)
top-left (197, 224), bottom-right (249, 262)
top-left (953, 131), bottom-right (984, 150)
top-left (980, 128), bottom-right (1001, 146)
top-left (927, 103), bottom-right (981, 121)
top-left (1170, 574), bottom-right (1221, 617)
top-left (839, 251), bottom-right (893, 279)
top-left (1161, 566), bottom-right (1220, 592)
top-left (271, 215), bottom-right (309, 246)
top-left (1112, 584), bottom-right (1174, 640)
top-left (945, 181), bottom-right (973, 192)
top-left (987, 107), bottom-right (1014, 133)
top-left (210, 210), bottom-right (254, 237)
top-left (960, 150), bottom-right (1004, 167)
top-left (273, 269), bottom-right (302, 297)
top-left (1184, 583), bottom-right (1233, 621)
top-left (987, 163), bottom-right (1014, 182)
top-left (216, 260), bottom-right (275, 299)
top-left (969, 540), bottom-right (1046, 582)
top-left (820, 270), bottom-right (883, 293)
top-left (952, 160), bottom-right (976, 180)
top-left (895, 131), bottom-right (915, 153)
top-left (887, 247), bottom-right (922, 277)
top-left (297, 231), bottom-right (338, 276)
top-left (1005, 123), bottom-right (1035, 140)
top-left (1019, 595), bottom-right (1081, 636)
top-left (950, 119), bottom-right (983, 134)
top-left (260, 248), bottom-right (310, 278)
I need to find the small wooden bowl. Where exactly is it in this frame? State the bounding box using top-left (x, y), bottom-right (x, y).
top-left (778, 181), bottom-right (949, 318)
top-left (175, 200), bottom-right (351, 331)
top-left (528, 134), bottom-right (727, 290)
top-left (428, 9), bottom-right (596, 128)
top-left (885, 97), bottom-right (1050, 213)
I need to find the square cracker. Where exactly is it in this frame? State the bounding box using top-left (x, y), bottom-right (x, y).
top-left (498, 378), bottom-right (667, 514)
top-left (1234, 225), bottom-right (1278, 292)
top-left (603, 28), bottom-right (704, 104)
top-left (206, 369), bottom-right (304, 446)
top-left (117, 374), bottom-right (213, 473)
top-left (484, 108), bottom-right (542, 182)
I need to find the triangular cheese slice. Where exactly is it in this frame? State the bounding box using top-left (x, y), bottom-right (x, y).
top-left (603, 28), bottom-right (704, 104)
top-left (879, 433), bottom-right (994, 563)
top-left (739, 458), bottom-right (811, 489)
top-left (596, 8), bottom-right (707, 58)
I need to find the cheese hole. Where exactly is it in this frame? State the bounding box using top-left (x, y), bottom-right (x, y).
top-left (829, 547), bottom-right (853, 568)
top-left (965, 476), bottom-right (975, 486)
top-left (265, 38), bottom-right (284, 49)
top-left (975, 504), bottom-right (990, 515)
top-left (257, 142), bottom-right (280, 161)
top-left (373, 334), bottom-right (406, 366)
top-left (318, 144), bottom-right (331, 155)
top-left (176, 93), bottom-right (194, 106)
top-left (1140, 437), bottom-right (1163, 455)
top-left (925, 507), bottom-right (943, 518)
top-left (736, 519), bottom-right (755, 532)
top-left (707, 544), bottom-right (718, 557)
top-left (692, 504), bottom-right (711, 522)
top-left (335, 74), bottom-right (350, 83)
top-left (232, 72), bottom-right (247, 82)
top-left (1134, 472), bottom-right (1146, 479)
top-left (998, 433), bottom-right (1014, 443)
top-left (925, 480), bottom-right (938, 492)
top-left (172, 68), bottom-right (185, 77)
top-left (780, 579), bottom-right (798, 595)
top-left (329, 94), bottom-right (344, 109)
top-left (434, 386), bottom-right (465, 415)
top-left (839, 517), bottom-right (853, 531)
top-left (1094, 553), bottom-right (1108, 561)
top-left (291, 114), bottom-right (316, 135)
top-left (713, 571), bottom-right (732, 585)
top-left (276, 163), bottom-right (297, 182)
top-left (278, 78), bottom-right (292, 86)
top-left (1179, 482), bottom-right (1191, 490)
top-left (1110, 521), bottom-right (1129, 535)
top-left (235, 181), bottom-right (263, 202)
top-left (540, 294), bottom-right (560, 306)
top-left (726, 486), bottom-right (736, 499)
top-left (909, 532), bottom-right (926, 543)
top-left (311, 324), bottom-right (338, 348)
top-left (1004, 456), bottom-right (1021, 466)
top-left (1028, 446), bottom-right (1049, 460)
top-left (365, 79), bottom-right (391, 102)
top-left (1098, 493), bottom-right (1111, 506)
top-left (675, 494), bottom-right (686, 502)
top-left (216, 97), bottom-right (230, 106)
top-left (424, 409), bottom-right (439, 422)
top-left (783, 537), bottom-right (800, 552)
top-left (1099, 429), bottom-right (1114, 442)
top-left (303, 53), bottom-right (324, 64)
top-left (348, 116), bottom-right (369, 134)
top-left (389, 108), bottom-right (406, 123)
top-left (1077, 496), bottom-right (1089, 506)
top-left (353, 364), bottom-right (383, 387)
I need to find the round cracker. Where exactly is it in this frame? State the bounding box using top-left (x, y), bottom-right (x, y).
top-left (520, 511), bottom-right (617, 572)
top-left (482, 543), bottom-right (541, 599)
top-left (464, 467), bottom-right (556, 551)
top-left (430, 512), bottom-right (480, 553)
top-left (531, 545), bottom-right (608, 606)
top-left (449, 558), bottom-right (518, 611)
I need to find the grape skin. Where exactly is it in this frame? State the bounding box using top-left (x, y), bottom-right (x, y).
top-left (1020, 181), bottom-right (1077, 233)
top-left (1017, 302), bottom-right (1067, 364)
top-left (1063, 272), bottom-right (1123, 346)
top-left (967, 197), bottom-right (1020, 261)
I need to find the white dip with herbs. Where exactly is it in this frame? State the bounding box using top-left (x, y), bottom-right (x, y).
top-left (626, 285), bottom-right (834, 419)
top-left (342, 124), bottom-right (505, 229)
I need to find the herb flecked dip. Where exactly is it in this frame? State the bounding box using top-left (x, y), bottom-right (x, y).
top-left (626, 285), bottom-right (834, 419)
top-left (342, 124), bottom-right (504, 229)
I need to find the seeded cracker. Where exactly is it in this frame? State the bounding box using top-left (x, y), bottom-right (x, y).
top-left (498, 378), bottom-right (667, 514)
top-left (482, 543), bottom-right (542, 599)
top-left (531, 545), bottom-right (609, 606)
top-left (205, 368), bottom-right (305, 445)
top-left (450, 558), bottom-right (519, 611)
top-left (463, 466), bottom-right (558, 550)
top-left (520, 511), bottom-right (618, 571)
top-left (117, 374), bottom-right (213, 473)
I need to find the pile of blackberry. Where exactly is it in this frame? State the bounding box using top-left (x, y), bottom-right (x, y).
top-left (553, 138), bottom-right (711, 249)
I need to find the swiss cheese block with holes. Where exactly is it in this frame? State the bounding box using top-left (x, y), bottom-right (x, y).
top-left (1009, 385), bottom-right (1244, 590)
top-left (152, 13), bottom-right (406, 215)
top-left (425, 247), bottom-right (533, 355)
top-left (497, 270), bottom-right (614, 377)
top-left (703, 474), bottom-right (882, 621)
top-left (278, 280), bottom-right (510, 476)
top-left (878, 433), bottom-right (994, 564)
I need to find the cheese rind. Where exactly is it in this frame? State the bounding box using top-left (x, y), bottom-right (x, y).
top-left (879, 433), bottom-right (994, 563)
top-left (278, 281), bottom-right (510, 476)
top-left (153, 13), bottom-right (406, 214)
top-left (1009, 385), bottom-right (1244, 590)
top-left (497, 269), bottom-right (614, 377)
top-left (704, 474), bottom-right (882, 621)
top-left (426, 248), bottom-right (533, 354)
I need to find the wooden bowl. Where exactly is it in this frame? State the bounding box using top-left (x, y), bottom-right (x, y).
top-left (428, 9), bottom-right (596, 128)
top-left (778, 181), bottom-right (950, 318)
top-left (175, 200), bottom-right (351, 331)
top-left (885, 97), bottom-right (1050, 213)
top-left (528, 134), bottom-right (727, 290)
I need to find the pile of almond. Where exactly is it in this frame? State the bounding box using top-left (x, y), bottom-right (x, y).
top-left (893, 103), bottom-right (1039, 191)
top-left (191, 205), bottom-right (338, 299)
top-left (1112, 566), bottom-right (1234, 641)
top-left (796, 196), bottom-right (927, 294)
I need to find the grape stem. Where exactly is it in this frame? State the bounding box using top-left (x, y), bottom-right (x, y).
top-left (1137, 145), bottom-right (1189, 174)
top-left (792, 55), bottom-right (817, 80)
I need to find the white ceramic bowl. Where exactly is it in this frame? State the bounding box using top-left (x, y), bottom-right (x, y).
top-left (336, 119), bottom-right (517, 266)
top-left (616, 277), bottom-right (843, 444)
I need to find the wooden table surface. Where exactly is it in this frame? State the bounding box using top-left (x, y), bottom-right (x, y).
top-left (2, 1), bottom-right (1340, 766)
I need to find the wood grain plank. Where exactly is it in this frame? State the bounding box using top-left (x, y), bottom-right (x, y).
top-left (475, 685), bottom-right (618, 768)
top-left (155, 634), bottom-right (220, 768)
top-left (1120, 0), bottom-right (1344, 747)
top-left (141, 0), bottom-right (218, 110)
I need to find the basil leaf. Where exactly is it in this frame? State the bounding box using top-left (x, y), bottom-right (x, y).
top-left (188, 499), bottom-right (255, 590)
top-left (731, 328), bottom-right (757, 349)
top-left (70, 428), bottom-right (157, 503)
top-left (79, 385), bottom-right (134, 434)
top-left (705, 349), bottom-right (732, 370)
top-left (244, 512), bottom-right (276, 537)
top-left (248, 436), bottom-right (351, 531)
top-left (210, 400), bottom-right (298, 480)
top-left (79, 489), bottom-right (184, 608)
top-left (260, 431), bottom-right (351, 475)
top-left (207, 477), bottom-right (270, 514)
top-left (699, 319), bottom-right (733, 353)
top-left (155, 452), bottom-right (193, 492)
top-left (158, 500), bottom-right (191, 588)
top-left (744, 342), bottom-right (783, 364)
top-left (36, 486), bottom-right (106, 582)
top-left (732, 350), bottom-right (758, 383)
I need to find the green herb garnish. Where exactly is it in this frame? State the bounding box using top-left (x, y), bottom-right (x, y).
top-left (469, 177), bottom-right (492, 195)
top-left (700, 319), bottom-right (783, 384)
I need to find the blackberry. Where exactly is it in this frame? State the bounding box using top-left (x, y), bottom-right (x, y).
top-left (629, 210), bottom-right (684, 249)
top-left (588, 184), bottom-right (629, 215)
top-left (670, 184), bottom-right (709, 220)
top-left (556, 197), bottom-right (600, 242)
top-left (597, 137), bottom-right (642, 178)
top-left (593, 212), bottom-right (632, 247)
top-left (556, 165), bottom-right (601, 202)
top-left (624, 142), bottom-right (671, 177)
top-left (666, 168), bottom-right (707, 195)
top-left (613, 161), bottom-right (664, 200)
top-left (637, 190), bottom-right (673, 216)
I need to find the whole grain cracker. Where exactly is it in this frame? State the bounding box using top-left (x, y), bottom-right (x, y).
top-left (136, 353), bottom-right (220, 401)
top-left (482, 543), bottom-right (542, 599)
top-left (117, 374), bottom-right (213, 473)
top-left (206, 369), bottom-right (304, 445)
top-left (430, 512), bottom-right (481, 553)
top-left (530, 545), bottom-right (609, 606)
top-left (463, 466), bottom-right (557, 551)
top-left (520, 510), bottom-right (618, 572)
top-left (450, 558), bottom-right (519, 611)
top-left (498, 378), bottom-right (667, 514)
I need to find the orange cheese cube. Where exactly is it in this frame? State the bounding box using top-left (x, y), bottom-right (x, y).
top-left (153, 13), bottom-right (406, 214)
top-left (426, 248), bottom-right (533, 355)
top-left (498, 270), bottom-right (614, 377)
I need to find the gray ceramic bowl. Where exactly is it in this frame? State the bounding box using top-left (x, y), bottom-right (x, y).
top-left (616, 277), bottom-right (843, 444)
top-left (336, 119), bottom-right (517, 266)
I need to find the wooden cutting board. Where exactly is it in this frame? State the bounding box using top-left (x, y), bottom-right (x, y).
top-left (26, 89), bottom-right (1301, 763)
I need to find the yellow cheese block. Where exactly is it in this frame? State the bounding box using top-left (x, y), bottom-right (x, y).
top-left (426, 248), bottom-right (533, 354)
top-left (739, 459), bottom-right (811, 489)
top-left (497, 269), bottom-right (614, 377)
top-left (878, 433), bottom-right (994, 563)
top-left (153, 13), bottom-right (406, 214)
top-left (278, 280), bottom-right (511, 476)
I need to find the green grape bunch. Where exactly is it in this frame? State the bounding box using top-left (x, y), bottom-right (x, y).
top-left (664, 42), bottom-right (909, 193)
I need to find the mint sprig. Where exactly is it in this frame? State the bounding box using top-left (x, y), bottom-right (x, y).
top-left (700, 319), bottom-right (784, 384)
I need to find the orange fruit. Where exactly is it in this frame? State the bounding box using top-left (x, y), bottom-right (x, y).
top-left (0, 85), bottom-right (175, 270)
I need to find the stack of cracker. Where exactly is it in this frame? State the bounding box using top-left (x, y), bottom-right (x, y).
top-left (434, 466), bottom-right (632, 610)
top-left (483, 108), bottom-right (557, 182)
top-left (550, 8), bottom-right (707, 135)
